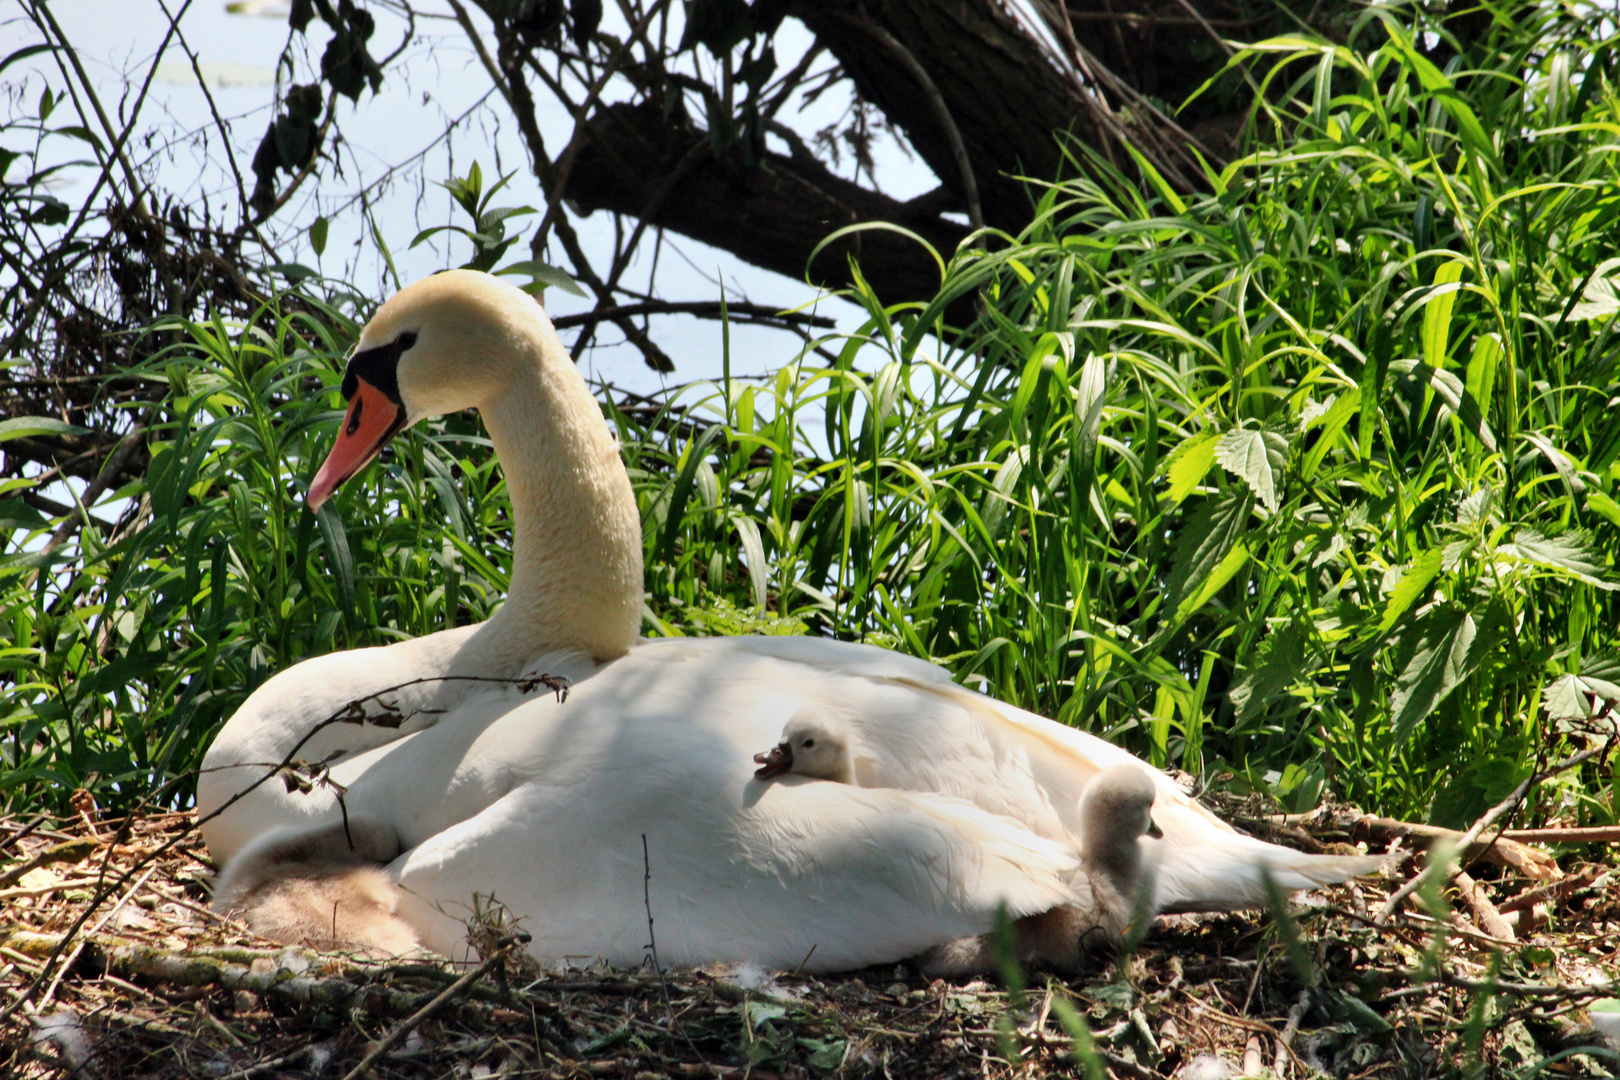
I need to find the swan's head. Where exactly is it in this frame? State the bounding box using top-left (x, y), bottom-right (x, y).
top-left (752, 713), bottom-right (852, 784)
top-left (1079, 765), bottom-right (1163, 861)
top-left (309, 270), bottom-right (560, 509)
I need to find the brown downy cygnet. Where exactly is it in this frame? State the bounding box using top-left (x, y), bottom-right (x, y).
top-left (917, 764), bottom-right (1162, 976)
top-left (211, 818), bottom-right (419, 957)
top-left (753, 713), bottom-right (853, 784)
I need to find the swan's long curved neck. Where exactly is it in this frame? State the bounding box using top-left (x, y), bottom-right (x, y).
top-left (452, 331), bottom-right (643, 673)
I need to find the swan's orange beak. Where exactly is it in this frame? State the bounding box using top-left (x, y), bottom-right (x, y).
top-left (308, 376), bottom-right (407, 511)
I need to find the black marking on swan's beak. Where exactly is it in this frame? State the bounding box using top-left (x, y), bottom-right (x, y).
top-left (753, 742), bottom-right (792, 780)
top-left (1146, 817), bottom-right (1164, 839)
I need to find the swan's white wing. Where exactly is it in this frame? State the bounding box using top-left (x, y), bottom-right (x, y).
top-left (391, 776), bottom-right (1079, 973)
top-left (198, 627), bottom-right (597, 861)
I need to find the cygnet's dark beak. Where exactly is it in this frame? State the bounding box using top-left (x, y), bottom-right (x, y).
top-left (1146, 817), bottom-right (1164, 839)
top-left (753, 742), bottom-right (793, 780)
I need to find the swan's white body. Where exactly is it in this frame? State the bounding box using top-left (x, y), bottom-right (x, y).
top-left (199, 270), bottom-right (1378, 969)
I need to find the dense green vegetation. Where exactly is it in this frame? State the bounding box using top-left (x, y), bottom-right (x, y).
top-left (3, 3), bottom-right (1618, 830)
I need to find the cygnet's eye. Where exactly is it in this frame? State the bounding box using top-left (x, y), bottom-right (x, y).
top-left (397, 330), bottom-right (419, 350)
top-left (802, 738), bottom-right (816, 748)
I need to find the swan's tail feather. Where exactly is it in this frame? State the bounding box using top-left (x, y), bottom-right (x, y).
top-left (1155, 833), bottom-right (1387, 914)
top-left (212, 819), bottom-right (419, 957)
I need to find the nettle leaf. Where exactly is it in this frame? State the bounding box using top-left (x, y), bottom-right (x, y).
top-left (1496, 529), bottom-right (1619, 590)
top-left (1162, 490), bottom-right (1252, 625)
top-left (1390, 607), bottom-right (1490, 745)
top-left (1428, 755), bottom-right (1528, 830)
top-left (1380, 547), bottom-right (1445, 631)
top-left (1214, 428), bottom-right (1288, 512)
top-left (1162, 429), bottom-right (1217, 504)
top-left (1543, 655), bottom-right (1620, 721)
top-left (1229, 620), bottom-right (1310, 723)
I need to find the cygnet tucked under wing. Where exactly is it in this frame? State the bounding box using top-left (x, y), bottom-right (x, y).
top-left (212, 818), bottom-right (419, 957)
top-left (917, 764), bottom-right (1163, 976)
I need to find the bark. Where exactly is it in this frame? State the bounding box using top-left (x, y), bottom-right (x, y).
top-left (790, 0), bottom-right (1098, 232)
top-left (566, 102), bottom-right (975, 316)
top-left (548, 0), bottom-right (1320, 312)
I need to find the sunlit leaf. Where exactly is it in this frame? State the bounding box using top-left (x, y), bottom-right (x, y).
top-left (1496, 529), bottom-right (1618, 590)
top-left (1380, 548), bottom-right (1445, 631)
top-left (1543, 655), bottom-right (1620, 721)
top-left (1567, 257), bottom-right (1620, 321)
top-left (1214, 428), bottom-right (1288, 512)
top-left (1163, 430), bottom-right (1217, 504)
top-left (1162, 491), bottom-right (1251, 625)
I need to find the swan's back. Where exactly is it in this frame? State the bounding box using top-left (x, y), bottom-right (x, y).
top-left (637, 636), bottom-right (1380, 912)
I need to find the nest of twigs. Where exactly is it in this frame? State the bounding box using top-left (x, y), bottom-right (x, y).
top-left (1, 802), bottom-right (1617, 1079)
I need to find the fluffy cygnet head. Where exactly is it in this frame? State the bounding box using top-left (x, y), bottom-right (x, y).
top-left (1079, 764), bottom-right (1163, 868)
top-left (752, 712), bottom-right (852, 784)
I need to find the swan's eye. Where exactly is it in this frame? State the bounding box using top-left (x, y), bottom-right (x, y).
top-left (397, 331), bottom-right (418, 350)
top-left (802, 738), bottom-right (816, 748)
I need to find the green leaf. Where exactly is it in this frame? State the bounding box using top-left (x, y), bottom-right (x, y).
top-left (1229, 621), bottom-right (1310, 723)
top-left (1383, 24), bottom-right (1497, 164)
top-left (1567, 257), bottom-right (1620, 321)
top-left (659, 424), bottom-right (723, 564)
top-left (1464, 333), bottom-right (1501, 412)
top-left (477, 204), bottom-right (535, 231)
top-left (732, 512), bottom-right (768, 610)
top-left (495, 260), bottom-right (587, 297)
top-left (50, 125), bottom-right (105, 151)
top-left (1586, 490), bottom-right (1620, 530)
top-left (1421, 261), bottom-right (1465, 369)
top-left (309, 214), bottom-right (329, 257)
top-left (1122, 141), bottom-right (1187, 214)
top-left (1496, 529), bottom-right (1619, 590)
top-left (1380, 548), bottom-right (1445, 631)
top-left (1163, 430), bottom-right (1217, 503)
top-left (369, 213), bottom-right (400, 290)
top-left (1428, 756), bottom-right (1527, 829)
top-left (799, 1037), bottom-right (847, 1072)
top-left (0, 44), bottom-right (56, 76)
top-left (0, 416), bottom-right (90, 442)
top-left (1388, 360), bottom-right (1496, 452)
top-left (1214, 428), bottom-right (1288, 512)
top-left (315, 503), bottom-right (357, 617)
top-left (1390, 608), bottom-right (1479, 746)
top-left (1544, 662), bottom-right (1620, 723)
top-left (1162, 491), bottom-right (1252, 625)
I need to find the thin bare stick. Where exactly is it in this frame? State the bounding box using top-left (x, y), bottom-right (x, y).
top-left (1376, 741), bottom-right (1612, 923)
top-left (551, 300), bottom-right (834, 332)
top-left (338, 933), bottom-right (528, 1080)
top-left (152, 0), bottom-right (268, 250)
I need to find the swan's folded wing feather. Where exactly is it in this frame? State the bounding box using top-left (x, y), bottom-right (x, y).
top-left (740, 781), bottom-right (1082, 919)
top-left (391, 776), bottom-right (1079, 973)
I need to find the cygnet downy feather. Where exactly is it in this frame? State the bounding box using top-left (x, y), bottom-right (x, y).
top-left (920, 764), bottom-right (1163, 975)
top-left (212, 818), bottom-right (419, 957)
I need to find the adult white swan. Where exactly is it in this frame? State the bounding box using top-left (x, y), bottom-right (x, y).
top-left (198, 270), bottom-right (1378, 969)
